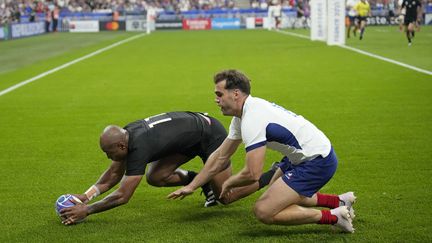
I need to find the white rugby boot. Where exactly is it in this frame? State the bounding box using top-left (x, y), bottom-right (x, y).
top-left (330, 206), bottom-right (355, 233)
top-left (339, 192), bottom-right (356, 219)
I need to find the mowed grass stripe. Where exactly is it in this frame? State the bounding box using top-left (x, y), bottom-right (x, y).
top-left (0, 33), bottom-right (147, 97)
top-left (0, 32), bottom-right (138, 91)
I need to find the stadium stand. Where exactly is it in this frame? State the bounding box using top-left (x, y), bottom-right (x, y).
top-left (1, 0), bottom-right (429, 25)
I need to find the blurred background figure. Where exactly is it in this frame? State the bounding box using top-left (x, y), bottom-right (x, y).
top-left (293, 0), bottom-right (309, 29)
top-left (354, 0), bottom-right (371, 40)
top-left (268, 0), bottom-right (282, 29)
top-left (346, 0), bottom-right (359, 38)
top-left (400, 0), bottom-right (422, 45)
top-left (52, 3), bottom-right (60, 32)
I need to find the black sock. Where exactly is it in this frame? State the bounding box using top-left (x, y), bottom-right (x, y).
top-left (187, 170), bottom-right (212, 195)
top-left (258, 168), bottom-right (277, 190)
top-left (406, 31), bottom-right (411, 42)
top-left (201, 183), bottom-right (212, 196)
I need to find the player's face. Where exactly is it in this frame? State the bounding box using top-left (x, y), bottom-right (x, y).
top-left (101, 143), bottom-right (127, 162)
top-left (214, 80), bottom-right (238, 116)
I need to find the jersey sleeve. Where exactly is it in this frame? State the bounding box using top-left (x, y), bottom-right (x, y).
top-left (125, 150), bottom-right (148, 176)
top-left (227, 117), bottom-right (242, 140)
top-left (242, 111), bottom-right (268, 152)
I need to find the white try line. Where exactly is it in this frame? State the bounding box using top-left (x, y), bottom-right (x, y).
top-left (0, 33), bottom-right (147, 97)
top-left (274, 29), bottom-right (432, 76)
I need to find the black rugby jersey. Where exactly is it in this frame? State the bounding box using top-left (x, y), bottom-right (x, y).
top-left (402, 0), bottom-right (421, 18)
top-left (124, 112), bottom-right (215, 176)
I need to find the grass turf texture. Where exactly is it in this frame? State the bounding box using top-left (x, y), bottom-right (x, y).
top-left (0, 26), bottom-right (431, 242)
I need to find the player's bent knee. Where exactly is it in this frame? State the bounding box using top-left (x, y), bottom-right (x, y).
top-left (253, 203), bottom-right (274, 224)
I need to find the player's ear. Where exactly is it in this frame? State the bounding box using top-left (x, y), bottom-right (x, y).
top-left (233, 89), bottom-right (240, 98)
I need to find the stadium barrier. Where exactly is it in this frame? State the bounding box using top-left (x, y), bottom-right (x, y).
top-left (0, 22), bottom-right (45, 40)
top-left (425, 13), bottom-right (432, 25)
top-left (155, 20), bottom-right (182, 30)
top-left (100, 21), bottom-right (126, 31)
top-left (0, 25), bottom-right (6, 40)
top-left (2, 7), bottom-right (431, 41)
top-left (212, 18), bottom-right (241, 30)
top-left (69, 20), bottom-right (99, 32)
top-left (182, 18), bottom-right (212, 30)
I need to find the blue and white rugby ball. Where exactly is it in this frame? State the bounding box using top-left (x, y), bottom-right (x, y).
top-left (55, 194), bottom-right (82, 217)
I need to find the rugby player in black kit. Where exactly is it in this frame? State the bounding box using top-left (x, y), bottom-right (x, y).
top-left (60, 112), bottom-right (276, 225)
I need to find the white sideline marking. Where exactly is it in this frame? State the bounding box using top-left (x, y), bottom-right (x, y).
top-left (0, 33), bottom-right (146, 97)
top-left (273, 29), bottom-right (310, 40)
top-left (274, 29), bottom-right (432, 76)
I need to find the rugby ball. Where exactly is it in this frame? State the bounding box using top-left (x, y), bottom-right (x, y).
top-left (55, 194), bottom-right (82, 219)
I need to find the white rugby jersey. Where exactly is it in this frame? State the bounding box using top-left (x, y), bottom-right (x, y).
top-left (227, 96), bottom-right (331, 164)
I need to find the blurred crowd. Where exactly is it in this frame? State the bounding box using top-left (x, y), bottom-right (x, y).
top-left (1, 0), bottom-right (431, 25)
top-left (0, 0), bottom-right (236, 24)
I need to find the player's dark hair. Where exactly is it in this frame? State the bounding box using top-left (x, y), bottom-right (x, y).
top-left (213, 70), bottom-right (251, 95)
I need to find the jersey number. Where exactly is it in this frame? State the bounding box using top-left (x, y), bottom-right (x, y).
top-left (145, 113), bottom-right (173, 128)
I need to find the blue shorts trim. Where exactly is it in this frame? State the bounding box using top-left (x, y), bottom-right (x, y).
top-left (280, 148), bottom-right (338, 197)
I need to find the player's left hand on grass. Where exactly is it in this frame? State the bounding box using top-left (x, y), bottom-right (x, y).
top-left (60, 200), bottom-right (88, 225)
top-left (167, 186), bottom-right (194, 200)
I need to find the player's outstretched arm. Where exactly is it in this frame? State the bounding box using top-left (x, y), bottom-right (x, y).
top-left (61, 175), bottom-right (142, 225)
top-left (75, 160), bottom-right (126, 204)
top-left (220, 146), bottom-right (266, 199)
top-left (167, 138), bottom-right (241, 200)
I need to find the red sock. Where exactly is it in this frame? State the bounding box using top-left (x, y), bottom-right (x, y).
top-left (317, 192), bottom-right (339, 209)
top-left (318, 210), bottom-right (338, 224)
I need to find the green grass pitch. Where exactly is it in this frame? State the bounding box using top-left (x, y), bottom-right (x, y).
top-left (0, 26), bottom-right (431, 242)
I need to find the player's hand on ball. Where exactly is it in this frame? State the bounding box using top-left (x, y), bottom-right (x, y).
top-left (167, 186), bottom-right (194, 200)
top-left (60, 201), bottom-right (88, 225)
top-left (72, 194), bottom-right (89, 204)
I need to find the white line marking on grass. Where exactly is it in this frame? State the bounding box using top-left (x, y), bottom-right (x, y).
top-left (338, 45), bottom-right (432, 75)
top-left (274, 29), bottom-right (310, 40)
top-left (0, 33), bottom-right (147, 97)
top-left (275, 29), bottom-right (432, 76)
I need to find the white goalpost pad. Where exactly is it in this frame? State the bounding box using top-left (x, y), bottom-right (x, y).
top-left (310, 0), bottom-right (327, 41)
top-left (327, 0), bottom-right (345, 45)
top-left (310, 0), bottom-right (345, 45)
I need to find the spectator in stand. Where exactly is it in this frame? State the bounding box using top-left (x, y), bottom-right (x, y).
top-left (52, 3), bottom-right (59, 32)
top-left (387, 0), bottom-right (397, 23)
top-left (28, 1), bottom-right (36, 22)
top-left (259, 0), bottom-right (268, 9)
top-left (36, 1), bottom-right (45, 13)
top-left (44, 5), bottom-right (52, 32)
top-left (376, 0), bottom-right (384, 10)
top-left (7, 4), bottom-right (19, 23)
